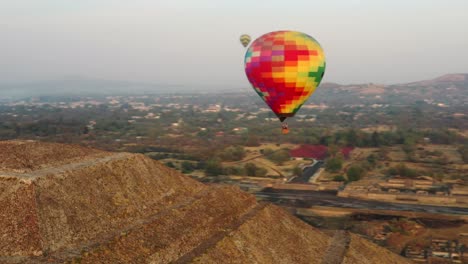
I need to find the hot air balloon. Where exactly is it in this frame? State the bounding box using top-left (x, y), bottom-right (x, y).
top-left (244, 31), bottom-right (326, 126)
top-left (239, 34), bottom-right (251, 47)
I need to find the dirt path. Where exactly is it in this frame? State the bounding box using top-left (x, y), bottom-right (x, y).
top-left (223, 149), bottom-right (286, 177)
top-left (231, 154), bottom-right (266, 164)
top-left (268, 166), bottom-right (284, 177)
top-left (1, 153), bottom-right (131, 180)
top-left (226, 149), bottom-right (284, 165)
top-left (172, 202), bottom-right (269, 264)
top-left (321, 230), bottom-right (351, 264)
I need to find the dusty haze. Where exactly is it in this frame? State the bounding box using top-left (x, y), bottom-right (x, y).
top-left (1, 0), bottom-right (468, 87)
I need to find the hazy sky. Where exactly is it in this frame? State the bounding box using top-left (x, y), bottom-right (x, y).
top-left (1, 0), bottom-right (467, 87)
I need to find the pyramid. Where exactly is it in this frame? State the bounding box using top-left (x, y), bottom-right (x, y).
top-left (0, 140), bottom-right (412, 264)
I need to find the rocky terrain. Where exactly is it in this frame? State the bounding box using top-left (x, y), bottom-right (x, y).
top-left (0, 140), bottom-right (412, 263)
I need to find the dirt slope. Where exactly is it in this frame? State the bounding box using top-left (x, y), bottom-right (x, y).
top-left (0, 140), bottom-right (411, 264)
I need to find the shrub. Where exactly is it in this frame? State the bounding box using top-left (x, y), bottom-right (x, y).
top-left (325, 157), bottom-right (343, 172)
top-left (181, 161), bottom-right (195, 173)
top-left (333, 175), bottom-right (346, 182)
top-left (205, 158), bottom-right (223, 176)
top-left (244, 163), bottom-right (267, 177)
top-left (347, 165), bottom-right (365, 182)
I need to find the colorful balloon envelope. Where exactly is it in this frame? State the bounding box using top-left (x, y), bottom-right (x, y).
top-left (239, 34), bottom-right (251, 47)
top-left (244, 31), bottom-right (326, 122)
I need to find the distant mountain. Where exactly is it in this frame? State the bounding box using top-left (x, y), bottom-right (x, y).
top-left (407, 73), bottom-right (468, 86)
top-left (1, 74), bottom-right (467, 106)
top-left (313, 74), bottom-right (468, 106)
top-left (0, 78), bottom-right (181, 99)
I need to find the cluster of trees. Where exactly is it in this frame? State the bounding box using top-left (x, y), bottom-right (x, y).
top-left (1, 95), bottom-right (464, 153)
top-left (0, 122), bottom-right (19, 138)
top-left (0, 104), bottom-right (141, 142)
top-left (218, 146), bottom-right (246, 161)
top-left (142, 148), bottom-right (199, 162)
top-left (346, 165), bottom-right (366, 182)
top-left (204, 158), bottom-right (267, 177)
top-left (326, 153), bottom-right (380, 183)
top-left (386, 164), bottom-right (421, 178)
top-left (165, 160), bottom-right (201, 174)
top-left (204, 158), bottom-right (224, 176)
top-left (268, 127), bottom-right (465, 150)
top-left (0, 119), bottom-right (87, 138)
top-left (262, 148), bottom-right (290, 165)
top-left (324, 129), bottom-right (463, 148)
top-left (325, 157), bottom-right (343, 172)
top-left (244, 163), bottom-right (268, 177)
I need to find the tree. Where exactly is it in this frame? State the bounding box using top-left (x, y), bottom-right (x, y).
top-left (371, 131), bottom-right (381, 147)
top-left (347, 165), bottom-right (365, 182)
top-left (426, 129), bottom-right (459, 144)
top-left (325, 157), bottom-right (343, 173)
top-left (386, 164), bottom-right (419, 178)
top-left (219, 145), bottom-right (245, 161)
top-left (244, 163), bottom-right (267, 177)
top-left (268, 149), bottom-right (290, 165)
top-left (346, 129), bottom-right (358, 146)
top-left (244, 163), bottom-right (256, 176)
top-left (205, 158), bottom-right (223, 176)
top-left (402, 138), bottom-right (416, 154)
top-left (165, 161), bottom-right (176, 168)
top-left (181, 161), bottom-right (195, 173)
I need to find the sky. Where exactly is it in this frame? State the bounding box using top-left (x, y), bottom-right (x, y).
top-left (1, 0), bottom-right (467, 88)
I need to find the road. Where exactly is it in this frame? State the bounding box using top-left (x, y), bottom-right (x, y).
top-left (289, 161), bottom-right (324, 183)
top-left (255, 189), bottom-right (468, 215)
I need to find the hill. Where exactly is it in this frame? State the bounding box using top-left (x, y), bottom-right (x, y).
top-left (408, 73), bottom-right (468, 86)
top-left (0, 141), bottom-right (412, 263)
top-left (313, 73), bottom-right (468, 106)
top-left (1, 74), bottom-right (467, 107)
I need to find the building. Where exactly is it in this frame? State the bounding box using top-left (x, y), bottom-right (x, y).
top-left (289, 145), bottom-right (354, 160)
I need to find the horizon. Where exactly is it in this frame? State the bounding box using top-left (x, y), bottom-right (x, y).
top-left (1, 72), bottom-right (466, 87)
